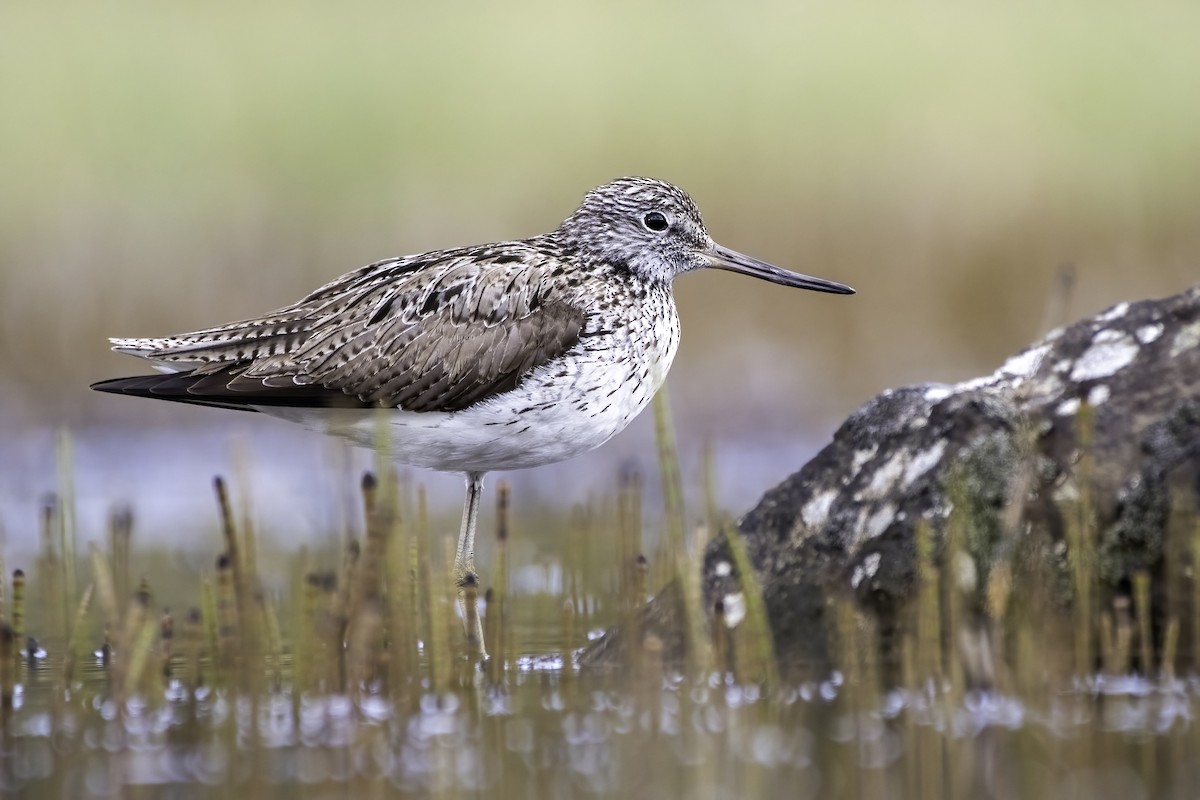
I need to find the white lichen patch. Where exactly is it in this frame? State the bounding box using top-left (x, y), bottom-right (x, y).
top-left (1135, 323), bottom-right (1163, 344)
top-left (1056, 398), bottom-right (1081, 416)
top-left (903, 440), bottom-right (947, 487)
top-left (722, 592), bottom-right (746, 628)
top-left (924, 385), bottom-right (952, 403)
top-left (851, 552), bottom-right (883, 589)
top-left (1169, 321), bottom-right (1200, 358)
top-left (999, 343), bottom-right (1050, 380)
top-left (1096, 302), bottom-right (1130, 323)
top-left (1070, 331), bottom-right (1139, 382)
top-left (850, 445), bottom-right (878, 473)
top-left (862, 452), bottom-right (906, 500)
top-left (1094, 328), bottom-right (1128, 344)
top-left (801, 489), bottom-right (838, 529)
top-left (866, 503), bottom-right (896, 539)
top-left (957, 374), bottom-right (999, 392)
top-left (1087, 384), bottom-right (1110, 407)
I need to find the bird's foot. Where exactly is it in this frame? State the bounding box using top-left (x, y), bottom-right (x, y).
top-left (457, 573), bottom-right (488, 661)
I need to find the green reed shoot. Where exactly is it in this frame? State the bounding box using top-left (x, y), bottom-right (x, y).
top-left (487, 480), bottom-right (511, 683)
top-left (652, 386), bottom-right (686, 576)
top-left (109, 507), bottom-right (132, 616)
top-left (56, 430), bottom-right (78, 645)
top-left (1067, 401), bottom-right (1097, 675)
top-left (9, 569), bottom-right (23, 672)
top-left (719, 522), bottom-right (778, 690)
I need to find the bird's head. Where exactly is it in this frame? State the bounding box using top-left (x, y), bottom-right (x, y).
top-left (556, 177), bottom-right (855, 295)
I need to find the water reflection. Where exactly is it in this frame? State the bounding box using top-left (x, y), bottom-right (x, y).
top-left (2, 662), bottom-right (1197, 797)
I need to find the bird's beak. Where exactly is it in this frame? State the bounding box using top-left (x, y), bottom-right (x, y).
top-left (704, 243), bottom-right (855, 295)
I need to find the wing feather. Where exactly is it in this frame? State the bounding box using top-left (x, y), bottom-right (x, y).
top-left (95, 243), bottom-right (590, 414)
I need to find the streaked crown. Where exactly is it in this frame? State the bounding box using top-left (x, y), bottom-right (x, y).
top-left (555, 177), bottom-right (714, 283)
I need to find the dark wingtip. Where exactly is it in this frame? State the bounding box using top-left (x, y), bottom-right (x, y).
top-left (90, 368), bottom-right (372, 412)
top-left (91, 376), bottom-right (150, 395)
top-left (88, 373), bottom-right (261, 413)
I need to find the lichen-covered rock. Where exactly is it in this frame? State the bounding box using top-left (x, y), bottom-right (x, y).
top-left (584, 285), bottom-right (1200, 673)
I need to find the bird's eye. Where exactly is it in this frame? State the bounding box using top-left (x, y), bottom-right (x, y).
top-left (642, 211), bottom-right (669, 232)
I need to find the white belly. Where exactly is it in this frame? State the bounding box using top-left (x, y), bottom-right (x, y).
top-left (260, 319), bottom-right (679, 473)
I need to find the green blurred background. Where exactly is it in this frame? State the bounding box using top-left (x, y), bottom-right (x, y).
top-left (1, 1), bottom-right (1198, 548)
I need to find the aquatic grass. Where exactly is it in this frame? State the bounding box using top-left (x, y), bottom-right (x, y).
top-left (1163, 471), bottom-right (1199, 676)
top-left (834, 600), bottom-right (886, 799)
top-left (182, 607), bottom-right (203, 692)
top-left (344, 472), bottom-right (388, 692)
top-left (1194, 507), bottom-right (1200, 674)
top-left (1067, 400), bottom-right (1099, 676)
top-left (8, 568), bottom-right (22, 672)
top-left (214, 552), bottom-right (239, 679)
top-left (911, 518), bottom-right (942, 667)
top-left (261, 591), bottom-right (285, 690)
top-left (1134, 570), bottom-right (1154, 678)
top-left (654, 386), bottom-right (710, 678)
top-left (107, 507), bottom-right (132, 617)
top-left (0, 622), bottom-right (12, 713)
top-left (1, 424), bottom-right (1199, 796)
top-left (560, 597), bottom-right (576, 679)
top-left (719, 521), bottom-right (779, 691)
top-left (617, 464), bottom-right (644, 616)
top-left (199, 572), bottom-right (220, 688)
top-left (653, 387), bottom-right (687, 579)
top-left (485, 480), bottom-right (511, 684)
top-left (385, 476), bottom-right (419, 699)
top-left (35, 497), bottom-right (66, 656)
top-left (55, 431), bottom-right (79, 650)
top-left (121, 583), bottom-right (158, 698)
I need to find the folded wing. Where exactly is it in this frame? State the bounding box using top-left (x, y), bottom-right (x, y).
top-left (92, 246), bottom-right (589, 414)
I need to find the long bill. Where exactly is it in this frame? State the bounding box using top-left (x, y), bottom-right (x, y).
top-left (704, 243), bottom-right (855, 295)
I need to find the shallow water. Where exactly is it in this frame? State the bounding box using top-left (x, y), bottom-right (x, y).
top-left (3, 652), bottom-right (1198, 799)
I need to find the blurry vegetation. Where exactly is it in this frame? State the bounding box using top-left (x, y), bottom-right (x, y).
top-left (1, 1), bottom-right (1198, 432)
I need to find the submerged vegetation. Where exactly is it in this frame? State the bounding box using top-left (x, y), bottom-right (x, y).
top-left (0, 396), bottom-right (1197, 798)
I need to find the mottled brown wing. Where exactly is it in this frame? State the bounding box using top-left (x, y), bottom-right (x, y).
top-left (290, 298), bottom-right (587, 412)
top-left (95, 242), bottom-right (591, 413)
top-left (93, 298), bottom-right (588, 413)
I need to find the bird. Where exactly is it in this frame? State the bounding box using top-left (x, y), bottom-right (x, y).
top-left (91, 176), bottom-right (854, 654)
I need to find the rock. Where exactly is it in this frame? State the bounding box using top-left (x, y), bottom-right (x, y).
top-left (582, 285), bottom-right (1200, 675)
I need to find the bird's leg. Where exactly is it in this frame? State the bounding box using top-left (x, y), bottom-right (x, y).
top-left (454, 471), bottom-right (485, 585)
top-left (454, 471), bottom-right (487, 659)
